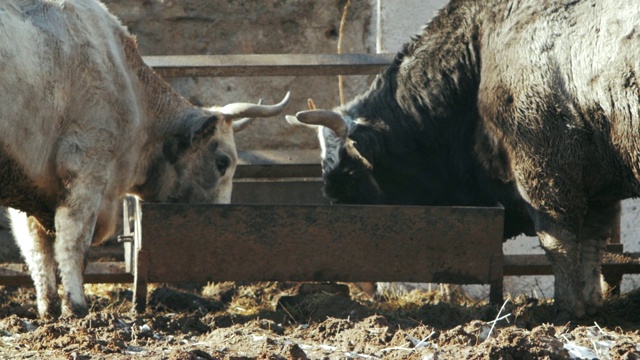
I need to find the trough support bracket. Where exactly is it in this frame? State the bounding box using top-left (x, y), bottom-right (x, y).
top-left (603, 243), bottom-right (624, 297)
top-left (489, 253), bottom-right (505, 305)
top-left (123, 196), bottom-right (150, 314)
top-left (132, 249), bottom-right (149, 314)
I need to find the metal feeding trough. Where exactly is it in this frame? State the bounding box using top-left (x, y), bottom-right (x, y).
top-left (122, 197), bottom-right (505, 313)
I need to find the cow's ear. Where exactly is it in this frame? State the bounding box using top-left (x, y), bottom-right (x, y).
top-left (190, 115), bottom-right (220, 145)
top-left (345, 139), bottom-right (373, 170)
top-left (164, 115), bottom-right (220, 163)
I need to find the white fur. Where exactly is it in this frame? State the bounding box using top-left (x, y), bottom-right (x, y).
top-left (8, 209), bottom-right (58, 316)
top-left (1, 0), bottom-right (239, 318)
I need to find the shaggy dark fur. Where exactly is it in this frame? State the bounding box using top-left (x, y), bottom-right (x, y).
top-left (302, 0), bottom-right (640, 318)
top-left (324, 1), bottom-right (535, 238)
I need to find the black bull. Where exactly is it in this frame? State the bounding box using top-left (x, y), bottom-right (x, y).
top-left (287, 0), bottom-right (639, 319)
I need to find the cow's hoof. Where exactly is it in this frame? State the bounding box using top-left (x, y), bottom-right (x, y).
top-left (585, 304), bottom-right (601, 317)
top-left (39, 308), bottom-right (61, 321)
top-left (61, 303), bottom-right (89, 319)
top-left (37, 298), bottom-right (61, 320)
top-left (552, 310), bottom-right (573, 325)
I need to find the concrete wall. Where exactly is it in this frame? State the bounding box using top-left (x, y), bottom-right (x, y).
top-left (103, 0), bottom-right (376, 151)
top-left (375, 0), bottom-right (448, 53)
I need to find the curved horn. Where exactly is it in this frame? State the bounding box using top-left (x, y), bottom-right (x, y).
top-left (285, 114), bottom-right (313, 128)
top-left (221, 92), bottom-right (291, 120)
top-left (294, 109), bottom-right (348, 138)
top-left (232, 99), bottom-right (262, 132)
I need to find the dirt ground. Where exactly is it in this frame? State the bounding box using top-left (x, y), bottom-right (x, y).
top-left (0, 281), bottom-right (639, 359)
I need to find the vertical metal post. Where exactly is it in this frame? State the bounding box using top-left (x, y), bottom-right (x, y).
top-left (128, 197), bottom-right (149, 313)
top-left (603, 201), bottom-right (623, 296)
top-left (489, 253), bottom-right (505, 305)
top-left (121, 197), bottom-right (135, 273)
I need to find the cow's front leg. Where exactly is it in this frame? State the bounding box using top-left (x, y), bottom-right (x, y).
top-left (54, 187), bottom-right (104, 318)
top-left (533, 213), bottom-right (585, 320)
top-left (8, 209), bottom-right (59, 319)
top-left (578, 202), bottom-right (618, 315)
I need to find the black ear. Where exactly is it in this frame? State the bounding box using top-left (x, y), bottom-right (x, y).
top-left (162, 115), bottom-right (220, 164)
top-left (345, 139), bottom-right (373, 170)
top-left (191, 115), bottom-right (220, 145)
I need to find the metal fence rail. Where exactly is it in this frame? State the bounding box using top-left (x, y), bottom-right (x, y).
top-left (143, 53), bottom-right (395, 78)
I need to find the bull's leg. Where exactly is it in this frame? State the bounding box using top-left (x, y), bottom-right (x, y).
top-left (534, 216), bottom-right (584, 320)
top-left (512, 176), bottom-right (585, 318)
top-left (8, 209), bottom-right (59, 319)
top-left (508, 146), bottom-right (588, 319)
top-left (53, 174), bottom-right (107, 318)
top-left (54, 199), bottom-right (101, 318)
top-left (53, 130), bottom-right (114, 317)
top-left (578, 202), bottom-right (618, 315)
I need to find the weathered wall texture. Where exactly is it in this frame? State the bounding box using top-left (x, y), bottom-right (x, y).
top-left (103, 0), bottom-right (377, 150)
top-left (376, 0), bottom-right (447, 52)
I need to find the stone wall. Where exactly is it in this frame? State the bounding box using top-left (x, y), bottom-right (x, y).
top-left (103, 0), bottom-right (377, 150)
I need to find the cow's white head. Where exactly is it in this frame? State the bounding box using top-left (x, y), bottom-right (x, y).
top-left (139, 92), bottom-right (290, 204)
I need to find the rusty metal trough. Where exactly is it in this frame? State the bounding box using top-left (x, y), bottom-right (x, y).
top-left (124, 198), bottom-right (505, 312)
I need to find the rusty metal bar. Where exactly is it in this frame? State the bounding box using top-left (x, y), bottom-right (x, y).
top-left (0, 262), bottom-right (131, 287)
top-left (133, 250), bottom-right (149, 314)
top-left (237, 150), bottom-right (321, 165)
top-left (232, 179), bottom-right (328, 205)
top-left (143, 53), bottom-right (396, 78)
top-left (2, 251), bottom-right (638, 287)
top-left (235, 164), bottom-right (321, 179)
top-left (503, 251), bottom-right (640, 276)
top-left (235, 150), bottom-right (322, 179)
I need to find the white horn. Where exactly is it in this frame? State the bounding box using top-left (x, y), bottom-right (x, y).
top-left (232, 99), bottom-right (262, 132)
top-left (294, 109), bottom-right (348, 138)
top-left (221, 92), bottom-right (291, 120)
top-left (285, 114), bottom-right (313, 128)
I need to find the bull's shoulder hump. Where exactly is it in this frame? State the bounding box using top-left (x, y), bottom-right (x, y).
top-left (0, 0), bottom-right (129, 55)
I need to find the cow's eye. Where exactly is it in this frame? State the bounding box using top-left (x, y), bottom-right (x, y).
top-left (215, 155), bottom-right (231, 176)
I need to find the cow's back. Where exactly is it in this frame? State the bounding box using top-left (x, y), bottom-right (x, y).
top-left (0, 0), bottom-right (150, 227)
top-left (0, 0), bottom-right (144, 194)
top-left (477, 0), bottom-right (640, 200)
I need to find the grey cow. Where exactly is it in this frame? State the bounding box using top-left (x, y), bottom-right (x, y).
top-left (0, 0), bottom-right (289, 318)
